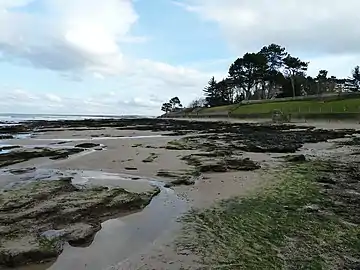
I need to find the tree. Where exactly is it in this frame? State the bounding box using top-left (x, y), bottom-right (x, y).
top-left (350, 66), bottom-right (360, 91)
top-left (203, 77), bottom-right (220, 107)
top-left (259, 44), bottom-right (288, 99)
top-left (169, 97), bottom-right (182, 110)
top-left (315, 70), bottom-right (329, 95)
top-left (283, 55), bottom-right (309, 97)
top-left (161, 103), bottom-right (172, 114)
top-left (188, 98), bottom-right (206, 108)
top-left (229, 53), bottom-right (267, 100)
top-left (216, 78), bottom-right (234, 105)
top-left (259, 43), bottom-right (287, 71)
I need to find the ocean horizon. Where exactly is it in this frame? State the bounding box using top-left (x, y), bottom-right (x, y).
top-left (0, 113), bottom-right (152, 124)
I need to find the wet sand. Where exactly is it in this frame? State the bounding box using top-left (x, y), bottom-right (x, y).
top-left (1, 119), bottom-right (359, 270)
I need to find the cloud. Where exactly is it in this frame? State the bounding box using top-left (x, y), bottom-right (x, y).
top-left (179, 0), bottom-right (360, 55)
top-left (0, 88), bottom-right (165, 115)
top-left (0, 0), bottom-right (139, 75)
top-left (0, 0), bottom-right (214, 113)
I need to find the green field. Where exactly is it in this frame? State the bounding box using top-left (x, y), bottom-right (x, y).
top-left (198, 98), bottom-right (360, 116)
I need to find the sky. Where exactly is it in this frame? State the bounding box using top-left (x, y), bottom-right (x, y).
top-left (1, 0), bottom-right (360, 116)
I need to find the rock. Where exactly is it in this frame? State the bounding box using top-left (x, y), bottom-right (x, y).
top-left (317, 176), bottom-right (336, 185)
top-left (165, 140), bottom-right (191, 150)
top-left (0, 148), bottom-right (84, 167)
top-left (125, 167), bottom-right (138, 171)
top-left (0, 226), bottom-right (12, 235)
top-left (0, 180), bottom-right (159, 267)
top-left (199, 161), bottom-right (228, 173)
top-left (157, 170), bottom-right (199, 187)
top-left (0, 236), bottom-right (62, 267)
top-left (164, 177), bottom-right (196, 188)
top-left (225, 157), bottom-right (261, 171)
top-left (64, 223), bottom-right (100, 245)
top-left (240, 143), bottom-right (302, 153)
top-left (75, 143), bottom-right (101, 148)
top-left (142, 153), bottom-right (159, 163)
top-left (40, 230), bottom-right (66, 241)
top-left (9, 167), bottom-right (36, 175)
top-left (303, 204), bottom-right (320, 212)
top-left (0, 145), bottom-right (20, 152)
top-left (0, 134), bottom-right (14, 140)
top-left (284, 154), bottom-right (307, 162)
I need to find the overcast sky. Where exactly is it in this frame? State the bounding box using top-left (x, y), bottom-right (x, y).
top-left (0, 0), bottom-right (359, 115)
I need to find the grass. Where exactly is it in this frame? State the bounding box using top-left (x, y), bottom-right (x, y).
top-left (176, 161), bottom-right (360, 269)
top-left (199, 98), bottom-right (360, 116)
top-left (199, 104), bottom-right (237, 113)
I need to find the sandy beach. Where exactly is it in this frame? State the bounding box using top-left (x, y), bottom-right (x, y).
top-left (1, 118), bottom-right (360, 270)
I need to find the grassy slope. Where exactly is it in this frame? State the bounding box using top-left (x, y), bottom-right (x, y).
top-left (198, 98), bottom-right (360, 115)
top-left (177, 161), bottom-right (360, 269)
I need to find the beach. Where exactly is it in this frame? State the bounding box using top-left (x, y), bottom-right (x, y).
top-left (1, 118), bottom-right (360, 270)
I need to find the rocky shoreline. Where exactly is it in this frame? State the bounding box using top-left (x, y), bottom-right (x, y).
top-left (0, 175), bottom-right (160, 267)
top-left (1, 118), bottom-right (360, 269)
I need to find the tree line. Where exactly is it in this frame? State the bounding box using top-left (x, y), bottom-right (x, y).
top-left (197, 44), bottom-right (360, 108)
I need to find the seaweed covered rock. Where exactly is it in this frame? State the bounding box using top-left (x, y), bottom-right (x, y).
top-left (75, 143), bottom-right (101, 148)
top-left (0, 179), bottom-right (160, 267)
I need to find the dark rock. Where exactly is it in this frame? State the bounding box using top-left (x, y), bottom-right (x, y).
top-left (64, 223), bottom-right (100, 246)
top-left (199, 161), bottom-right (228, 173)
top-left (0, 180), bottom-right (160, 267)
top-left (142, 153), bottom-right (159, 163)
top-left (157, 170), bottom-right (199, 187)
top-left (0, 145), bottom-right (20, 152)
top-left (164, 177), bottom-right (196, 188)
top-left (225, 157), bottom-right (261, 171)
top-left (9, 167), bottom-right (36, 175)
top-left (317, 176), bottom-right (336, 185)
top-left (0, 134), bottom-right (14, 140)
top-left (0, 236), bottom-right (61, 267)
top-left (125, 167), bottom-right (138, 171)
top-left (283, 154), bottom-right (307, 162)
top-left (0, 148), bottom-right (85, 167)
top-left (75, 143), bottom-right (101, 148)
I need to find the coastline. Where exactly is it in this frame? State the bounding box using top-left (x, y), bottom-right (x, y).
top-left (1, 117), bottom-right (360, 269)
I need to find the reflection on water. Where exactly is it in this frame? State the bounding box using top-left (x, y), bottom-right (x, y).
top-left (48, 189), bottom-right (187, 270)
top-left (1, 169), bottom-right (188, 270)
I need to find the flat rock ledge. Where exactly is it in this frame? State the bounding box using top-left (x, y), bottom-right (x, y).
top-left (0, 178), bottom-right (160, 267)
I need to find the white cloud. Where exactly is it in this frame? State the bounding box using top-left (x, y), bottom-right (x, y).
top-left (180, 0), bottom-right (360, 56)
top-left (45, 93), bottom-right (62, 103)
top-left (176, 0), bottom-right (360, 79)
top-left (0, 88), bottom-right (165, 115)
top-left (0, 0), bottom-right (217, 115)
top-left (0, 0), bottom-right (138, 74)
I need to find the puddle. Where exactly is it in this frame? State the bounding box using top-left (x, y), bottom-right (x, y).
top-left (48, 188), bottom-right (187, 270)
top-left (1, 168), bottom-right (188, 270)
top-left (0, 149), bottom-right (12, 154)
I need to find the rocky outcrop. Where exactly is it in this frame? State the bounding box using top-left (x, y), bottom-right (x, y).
top-left (157, 170), bottom-right (199, 187)
top-left (283, 154), bottom-right (307, 162)
top-left (75, 143), bottom-right (101, 148)
top-left (0, 179), bottom-right (160, 267)
top-left (0, 148), bottom-right (84, 167)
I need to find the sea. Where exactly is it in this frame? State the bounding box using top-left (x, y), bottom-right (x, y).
top-left (0, 113), bottom-right (147, 126)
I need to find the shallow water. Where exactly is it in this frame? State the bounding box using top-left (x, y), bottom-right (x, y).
top-left (47, 188), bottom-right (187, 270)
top-left (1, 169), bottom-right (188, 270)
